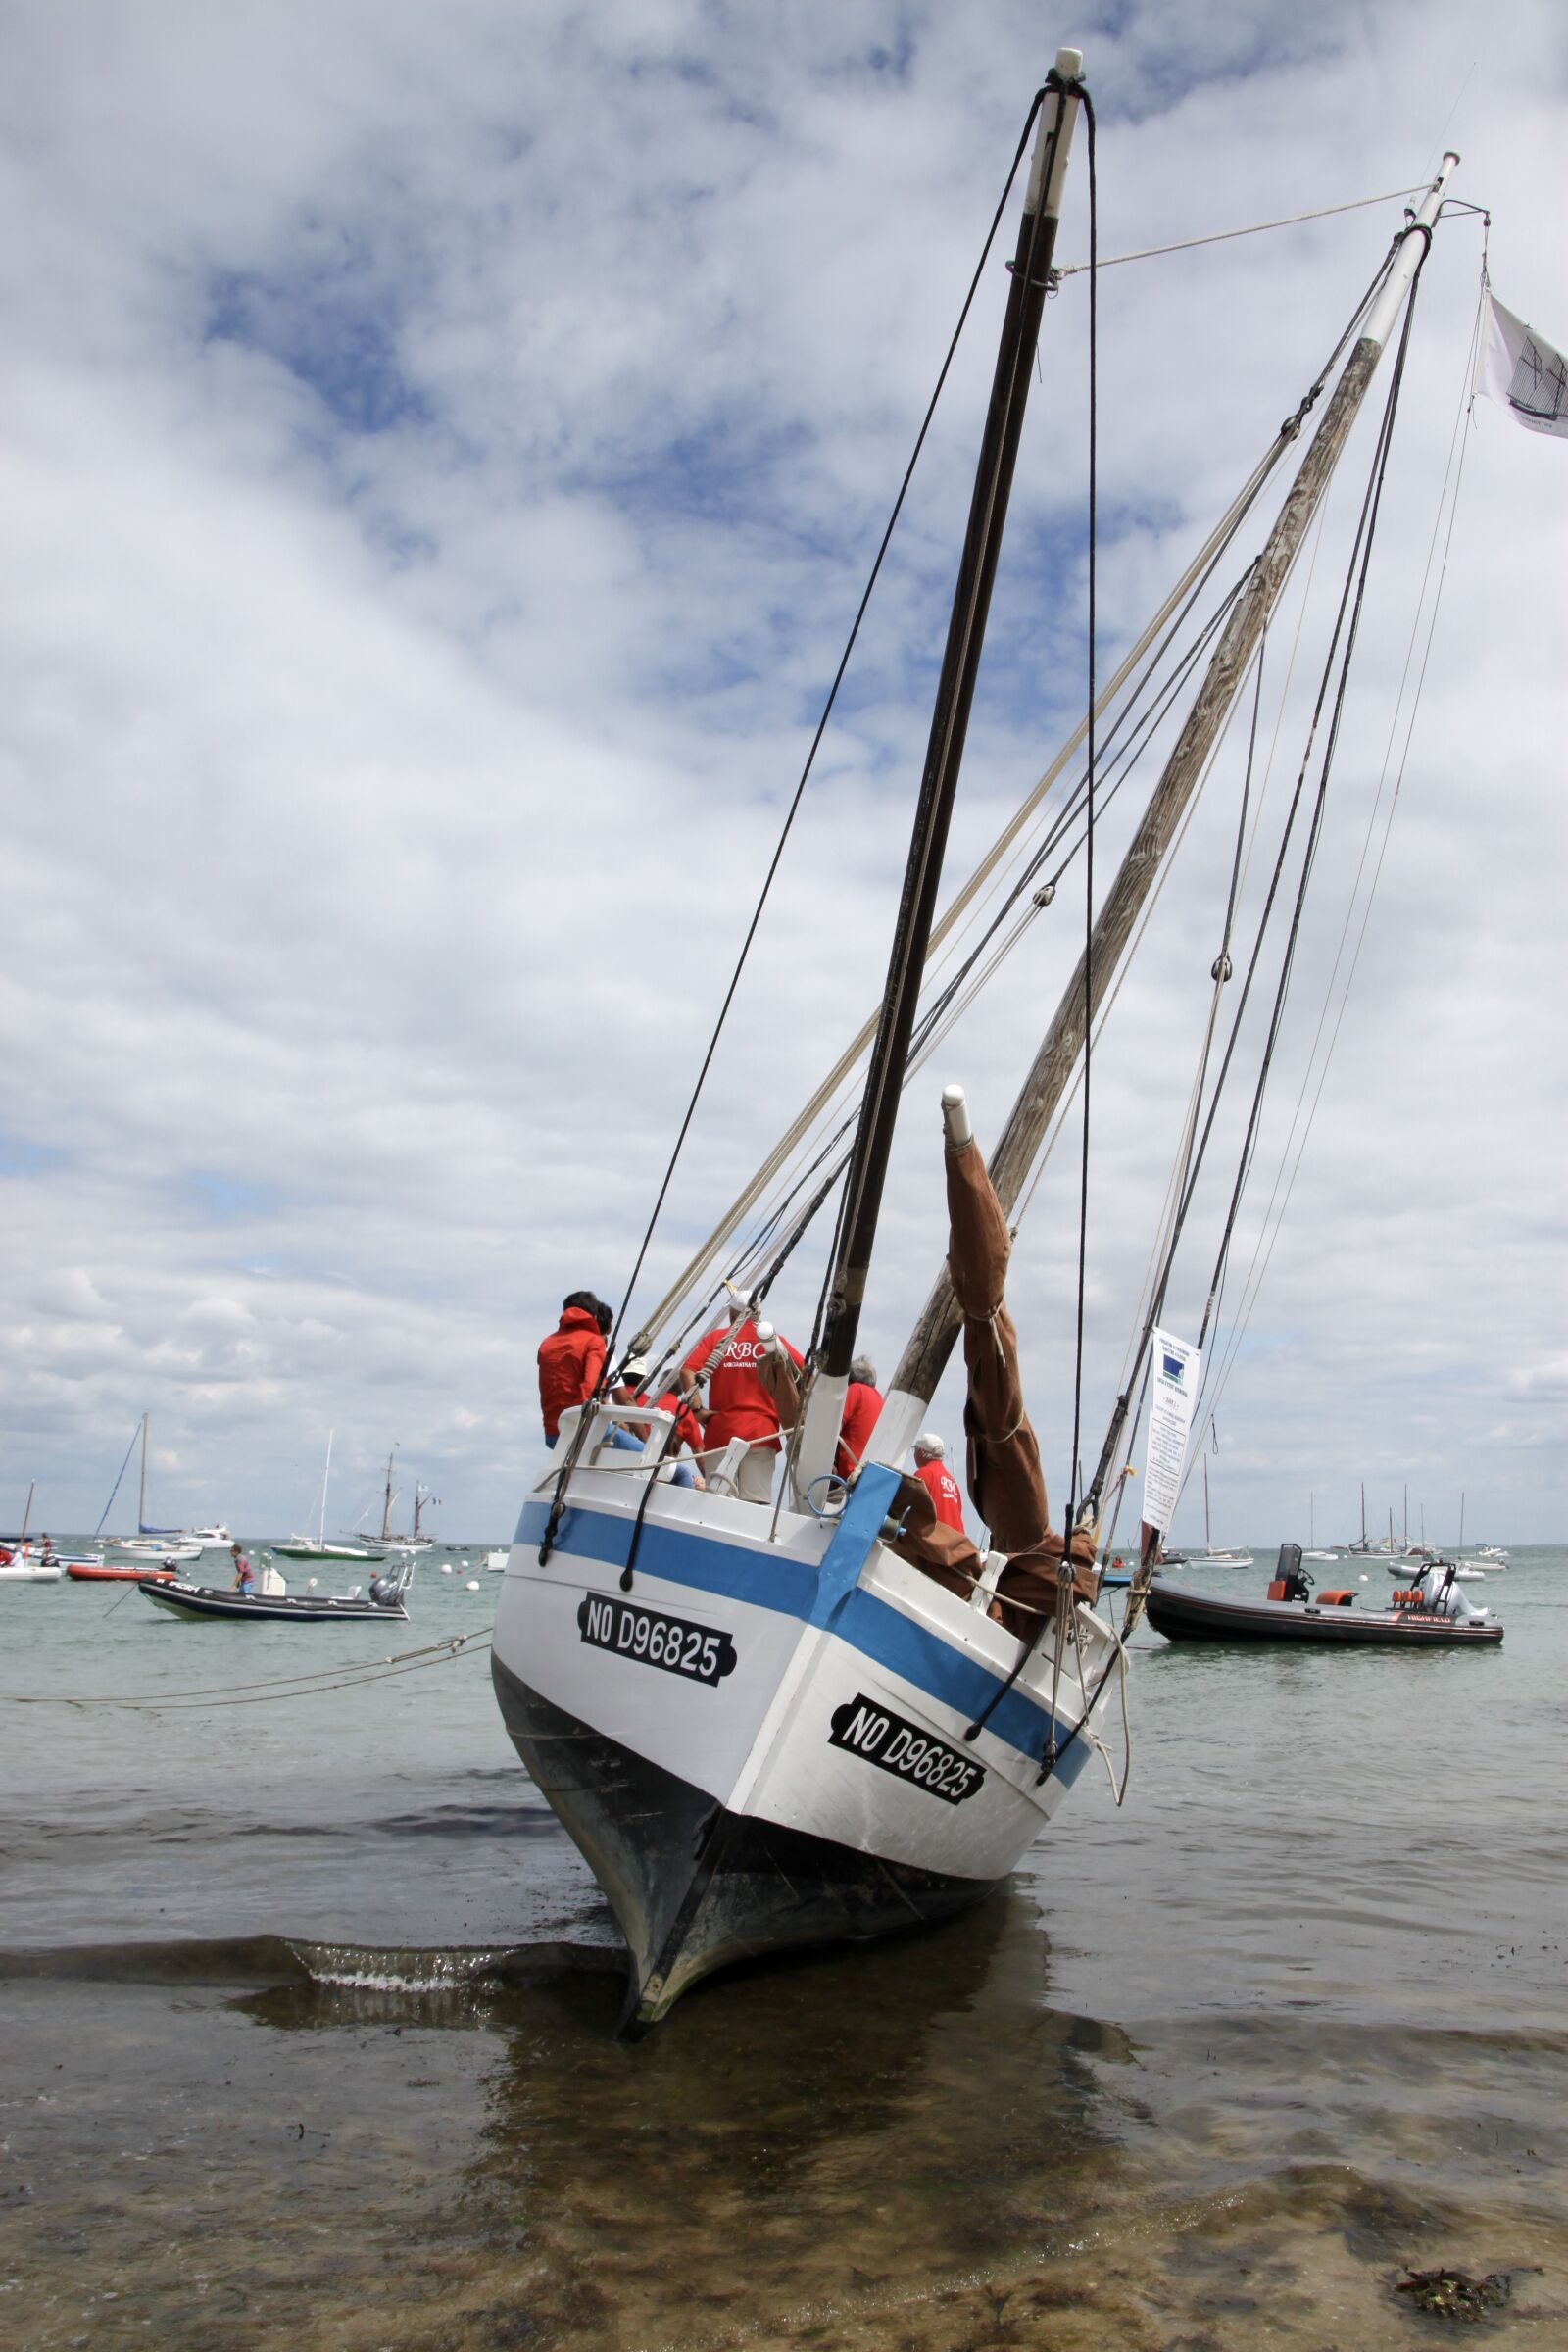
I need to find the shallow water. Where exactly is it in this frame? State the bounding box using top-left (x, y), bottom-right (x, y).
top-left (2, 1544), bottom-right (1564, 2347)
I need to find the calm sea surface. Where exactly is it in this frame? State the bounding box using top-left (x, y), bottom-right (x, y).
top-left (2, 1542), bottom-right (1564, 2349)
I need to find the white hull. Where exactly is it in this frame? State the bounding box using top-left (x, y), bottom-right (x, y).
top-left (492, 1437), bottom-right (1121, 2027)
top-left (0, 1561), bottom-right (64, 1582)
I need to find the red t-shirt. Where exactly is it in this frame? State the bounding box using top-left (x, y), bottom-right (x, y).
top-left (681, 1319), bottom-right (803, 1450)
top-left (620, 1389), bottom-right (706, 1456)
top-left (915, 1456), bottom-right (965, 1531)
top-left (835, 1379), bottom-right (883, 1480)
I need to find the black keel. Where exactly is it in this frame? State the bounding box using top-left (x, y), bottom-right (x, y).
top-left (492, 1654), bottom-right (998, 2030)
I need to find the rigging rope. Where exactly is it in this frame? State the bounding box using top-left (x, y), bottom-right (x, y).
top-left (602, 89), bottom-right (1050, 1369)
top-left (1052, 184), bottom-right (1428, 276)
top-left (1192, 269), bottom-right (1479, 1448)
top-left (1, 1632), bottom-right (492, 1711)
top-left (643, 239), bottom-right (1404, 1358)
top-left (1188, 243), bottom-right (1430, 1429)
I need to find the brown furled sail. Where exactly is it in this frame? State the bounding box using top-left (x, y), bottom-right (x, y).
top-left (887, 1472), bottom-right (985, 1600)
top-left (941, 1086), bottom-right (1100, 1623)
top-left (944, 1101), bottom-right (1048, 1552)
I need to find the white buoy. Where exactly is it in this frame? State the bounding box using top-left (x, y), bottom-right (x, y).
top-left (307, 1577), bottom-right (318, 1590)
top-left (465, 1579), bottom-right (480, 1591)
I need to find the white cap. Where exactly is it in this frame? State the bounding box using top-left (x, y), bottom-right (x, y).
top-left (914, 1431), bottom-right (945, 1459)
top-left (725, 1284), bottom-right (753, 1316)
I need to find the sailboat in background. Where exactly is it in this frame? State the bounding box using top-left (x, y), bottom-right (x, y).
top-left (102, 1416), bottom-right (205, 1561)
top-left (275, 1434), bottom-right (389, 1563)
top-left (490, 53), bottom-right (1466, 2028)
top-left (352, 1447), bottom-right (437, 1554)
top-left (0, 1483), bottom-right (66, 1581)
top-left (1182, 1445), bottom-right (1252, 1570)
top-left (1302, 1494), bottom-right (1339, 1563)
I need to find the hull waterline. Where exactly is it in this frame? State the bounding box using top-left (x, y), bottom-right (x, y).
top-left (491, 1444), bottom-right (1115, 2031)
top-left (493, 1654), bottom-right (997, 2032)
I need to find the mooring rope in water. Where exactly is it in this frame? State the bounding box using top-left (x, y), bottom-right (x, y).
top-left (0, 1631), bottom-right (492, 1712)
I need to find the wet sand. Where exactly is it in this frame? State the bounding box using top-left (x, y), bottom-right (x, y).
top-left (3, 1893), bottom-right (1565, 2351)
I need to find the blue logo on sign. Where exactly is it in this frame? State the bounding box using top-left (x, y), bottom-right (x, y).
top-left (1162, 1351), bottom-right (1184, 1382)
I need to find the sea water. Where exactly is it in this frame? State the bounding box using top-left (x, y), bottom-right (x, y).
top-left (1, 1544), bottom-right (1563, 2348)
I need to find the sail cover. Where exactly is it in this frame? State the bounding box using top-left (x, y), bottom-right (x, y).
top-left (945, 1137), bottom-right (1049, 1550)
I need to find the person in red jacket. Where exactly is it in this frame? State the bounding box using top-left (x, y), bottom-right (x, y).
top-left (912, 1432), bottom-right (965, 1531)
top-left (679, 1291), bottom-right (803, 1503)
top-left (835, 1355), bottom-right (883, 1482)
top-left (537, 1291), bottom-right (608, 1446)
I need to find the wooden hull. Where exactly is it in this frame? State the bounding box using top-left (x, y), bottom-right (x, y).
top-left (1146, 1577), bottom-right (1502, 1647)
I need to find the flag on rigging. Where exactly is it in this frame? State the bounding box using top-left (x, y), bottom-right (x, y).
top-left (1476, 291), bottom-right (1568, 437)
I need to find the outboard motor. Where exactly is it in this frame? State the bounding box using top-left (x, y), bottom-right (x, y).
top-left (1267, 1542), bottom-right (1312, 1604)
top-left (368, 1571), bottom-right (399, 1607)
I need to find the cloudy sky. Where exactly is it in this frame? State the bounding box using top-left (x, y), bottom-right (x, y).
top-left (3, 0), bottom-right (1563, 1549)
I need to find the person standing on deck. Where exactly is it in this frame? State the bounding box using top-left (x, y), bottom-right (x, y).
top-left (537, 1291), bottom-right (609, 1447)
top-left (679, 1291), bottom-right (803, 1504)
top-left (229, 1543), bottom-right (255, 1595)
top-left (911, 1434), bottom-right (966, 1532)
top-left (835, 1357), bottom-right (883, 1482)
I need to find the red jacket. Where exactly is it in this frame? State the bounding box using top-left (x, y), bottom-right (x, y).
top-left (835, 1379), bottom-right (883, 1480)
top-left (681, 1318), bottom-right (803, 1451)
top-left (915, 1457), bottom-right (965, 1531)
top-left (538, 1307), bottom-right (607, 1440)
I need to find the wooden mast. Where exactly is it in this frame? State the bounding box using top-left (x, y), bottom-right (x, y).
top-left (872, 154), bottom-right (1458, 1474)
top-left (791, 50), bottom-right (1088, 1491)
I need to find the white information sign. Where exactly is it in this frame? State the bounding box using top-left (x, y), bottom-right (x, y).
top-left (1142, 1327), bottom-right (1201, 1538)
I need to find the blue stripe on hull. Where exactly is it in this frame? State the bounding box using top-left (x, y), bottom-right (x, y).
top-left (514, 1496), bottom-right (1088, 1787)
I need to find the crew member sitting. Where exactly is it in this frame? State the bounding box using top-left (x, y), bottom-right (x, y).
top-left (911, 1433), bottom-right (965, 1531)
top-left (537, 1290), bottom-right (609, 1447)
top-left (680, 1290), bottom-right (803, 1504)
top-left (835, 1356), bottom-right (883, 1482)
top-left (607, 1359), bottom-right (706, 1488)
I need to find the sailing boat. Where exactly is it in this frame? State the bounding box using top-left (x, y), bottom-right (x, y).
top-left (359, 1448), bottom-right (437, 1552)
top-left (1183, 1446), bottom-right (1253, 1569)
top-left (274, 1435), bottom-right (389, 1562)
top-left (103, 1416), bottom-right (205, 1561)
top-left (0, 1483), bottom-right (68, 1581)
top-left (492, 55), bottom-right (1463, 2030)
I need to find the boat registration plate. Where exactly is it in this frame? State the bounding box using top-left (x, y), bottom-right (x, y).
top-left (829, 1693), bottom-right (985, 1806)
top-left (577, 1593), bottom-right (736, 1686)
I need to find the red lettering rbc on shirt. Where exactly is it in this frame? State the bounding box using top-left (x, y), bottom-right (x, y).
top-left (915, 1457), bottom-right (966, 1531)
top-left (681, 1319), bottom-right (804, 1454)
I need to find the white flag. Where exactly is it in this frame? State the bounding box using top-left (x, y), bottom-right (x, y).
top-left (1476, 292), bottom-right (1568, 437)
top-left (1141, 1327), bottom-right (1201, 1538)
